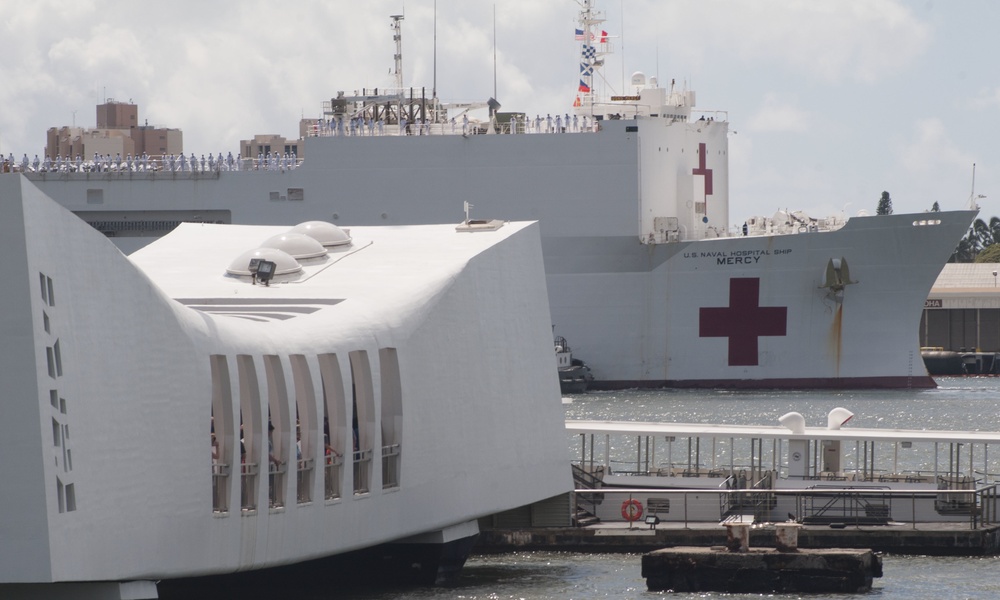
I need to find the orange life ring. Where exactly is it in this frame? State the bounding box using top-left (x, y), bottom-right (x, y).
top-left (621, 498), bottom-right (643, 521)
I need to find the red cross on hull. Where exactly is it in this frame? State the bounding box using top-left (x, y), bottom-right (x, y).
top-left (692, 142), bottom-right (713, 196)
top-left (699, 278), bottom-right (787, 366)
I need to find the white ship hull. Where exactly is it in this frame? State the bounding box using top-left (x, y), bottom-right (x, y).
top-left (22, 119), bottom-right (975, 388)
top-left (0, 177), bottom-right (570, 597)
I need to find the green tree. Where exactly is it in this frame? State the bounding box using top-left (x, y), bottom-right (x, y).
top-left (975, 244), bottom-right (1000, 263)
top-left (950, 235), bottom-right (976, 263)
top-left (950, 217), bottom-right (999, 263)
top-left (876, 191), bottom-right (893, 215)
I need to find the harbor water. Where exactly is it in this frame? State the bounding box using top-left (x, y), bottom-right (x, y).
top-left (225, 378), bottom-right (1000, 598)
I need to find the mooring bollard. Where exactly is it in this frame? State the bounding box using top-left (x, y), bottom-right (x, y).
top-left (725, 522), bottom-right (750, 552)
top-left (775, 522), bottom-right (802, 552)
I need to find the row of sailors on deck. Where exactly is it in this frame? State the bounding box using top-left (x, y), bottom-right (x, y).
top-left (309, 112), bottom-right (594, 137)
top-left (2, 151), bottom-right (300, 173)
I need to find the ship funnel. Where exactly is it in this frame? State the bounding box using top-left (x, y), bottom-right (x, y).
top-left (779, 412), bottom-right (806, 434)
top-left (827, 407), bottom-right (854, 430)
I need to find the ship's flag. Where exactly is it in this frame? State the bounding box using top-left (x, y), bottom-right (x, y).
top-left (579, 80), bottom-right (591, 93)
top-left (600, 30), bottom-right (608, 43)
top-left (580, 63), bottom-right (593, 77)
top-left (573, 96), bottom-right (582, 107)
top-left (575, 28), bottom-right (586, 40)
top-left (582, 45), bottom-right (597, 59)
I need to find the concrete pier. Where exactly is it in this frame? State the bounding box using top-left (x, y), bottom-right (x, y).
top-left (642, 546), bottom-right (882, 593)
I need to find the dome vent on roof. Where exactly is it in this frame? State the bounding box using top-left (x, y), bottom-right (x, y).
top-left (290, 221), bottom-right (352, 247)
top-left (226, 247), bottom-right (302, 276)
top-left (261, 232), bottom-right (327, 259)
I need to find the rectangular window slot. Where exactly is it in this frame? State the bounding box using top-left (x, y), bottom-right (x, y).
top-left (40, 273), bottom-right (48, 304)
top-left (44, 312), bottom-right (50, 333)
top-left (288, 188), bottom-right (304, 201)
top-left (269, 191), bottom-right (281, 201)
top-left (46, 347), bottom-right (56, 379)
top-left (50, 390), bottom-right (59, 409)
top-left (87, 189), bottom-right (104, 204)
top-left (57, 479), bottom-right (65, 513)
top-left (53, 340), bottom-right (63, 377)
top-left (60, 397), bottom-right (66, 414)
top-left (65, 483), bottom-right (76, 512)
top-left (52, 418), bottom-right (61, 447)
top-left (47, 277), bottom-right (55, 307)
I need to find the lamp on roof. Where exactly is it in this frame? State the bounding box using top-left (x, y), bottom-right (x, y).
top-left (251, 259), bottom-right (277, 286)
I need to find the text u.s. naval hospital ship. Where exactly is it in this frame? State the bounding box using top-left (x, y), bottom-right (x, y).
top-left (18, 1), bottom-right (975, 389)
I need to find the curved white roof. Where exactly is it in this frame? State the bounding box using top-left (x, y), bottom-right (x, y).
top-left (226, 247), bottom-right (302, 276)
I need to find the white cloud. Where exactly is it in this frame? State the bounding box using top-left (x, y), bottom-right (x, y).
top-left (746, 94), bottom-right (811, 133)
top-left (897, 118), bottom-right (975, 173)
top-left (633, 0), bottom-right (930, 84)
top-left (969, 87), bottom-right (1000, 110)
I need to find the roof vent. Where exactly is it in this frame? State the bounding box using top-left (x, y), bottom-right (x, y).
top-left (261, 232), bottom-right (328, 259)
top-left (827, 407), bottom-right (854, 430)
top-left (290, 221), bottom-right (352, 247)
top-left (226, 247), bottom-right (302, 276)
top-left (778, 412), bottom-right (806, 435)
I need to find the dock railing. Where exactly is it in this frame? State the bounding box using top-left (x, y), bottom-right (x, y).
top-left (572, 483), bottom-right (1000, 530)
top-left (324, 453), bottom-right (343, 501)
top-left (212, 462), bottom-right (230, 513)
top-left (297, 458), bottom-right (314, 504)
top-left (353, 449), bottom-right (372, 495)
top-left (240, 462), bottom-right (258, 511)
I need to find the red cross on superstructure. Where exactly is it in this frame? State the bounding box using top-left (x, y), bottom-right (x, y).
top-left (692, 142), bottom-right (713, 196)
top-left (699, 278), bottom-right (787, 366)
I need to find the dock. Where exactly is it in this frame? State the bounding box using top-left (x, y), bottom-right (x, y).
top-left (476, 520), bottom-right (1000, 556)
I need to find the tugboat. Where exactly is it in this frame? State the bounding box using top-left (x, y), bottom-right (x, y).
top-left (555, 336), bottom-right (594, 394)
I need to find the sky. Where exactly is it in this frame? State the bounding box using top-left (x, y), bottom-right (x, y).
top-left (1, 0), bottom-right (997, 224)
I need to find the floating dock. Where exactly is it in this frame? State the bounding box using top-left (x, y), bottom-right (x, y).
top-left (642, 546), bottom-right (882, 593)
top-left (640, 522), bottom-right (882, 593)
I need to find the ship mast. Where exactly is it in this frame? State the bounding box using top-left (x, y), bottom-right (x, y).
top-left (574, 0), bottom-right (613, 115)
top-left (391, 14), bottom-right (405, 91)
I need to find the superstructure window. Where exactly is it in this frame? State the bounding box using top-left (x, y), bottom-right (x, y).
top-left (379, 348), bottom-right (402, 490)
top-left (349, 351), bottom-right (374, 496)
top-left (319, 353), bottom-right (346, 501)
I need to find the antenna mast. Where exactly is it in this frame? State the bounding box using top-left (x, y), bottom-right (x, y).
top-left (574, 0), bottom-right (611, 116)
top-left (493, 4), bottom-right (498, 100)
top-left (432, 0), bottom-right (437, 100)
top-left (970, 163), bottom-right (986, 210)
top-left (391, 14), bottom-right (405, 90)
